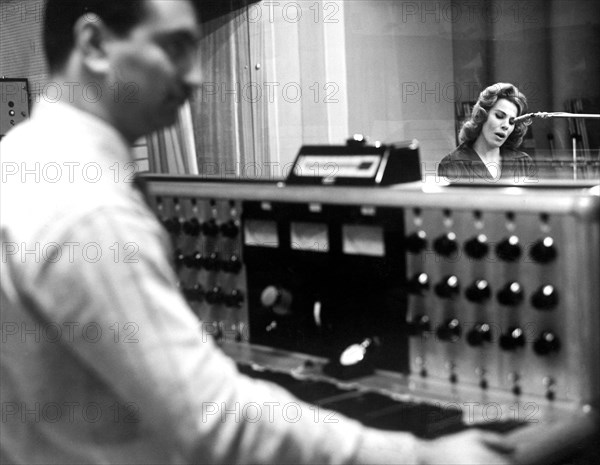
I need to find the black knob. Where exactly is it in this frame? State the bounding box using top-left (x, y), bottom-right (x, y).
top-left (467, 323), bottom-right (492, 346)
top-left (496, 235), bottom-right (521, 262)
top-left (224, 289), bottom-right (244, 308)
top-left (406, 231), bottom-right (427, 254)
top-left (261, 286), bottom-right (293, 316)
top-left (205, 286), bottom-right (224, 305)
top-left (433, 232), bottom-right (458, 257)
top-left (407, 272), bottom-right (429, 295)
top-left (408, 314), bottom-right (431, 336)
top-left (163, 217), bottom-right (181, 235)
top-left (435, 275), bottom-right (460, 299)
top-left (534, 331), bottom-right (561, 355)
top-left (499, 327), bottom-right (526, 351)
top-left (529, 237), bottom-right (557, 264)
top-left (186, 251), bottom-right (206, 269)
top-left (437, 318), bottom-right (461, 342)
top-left (182, 218), bottom-right (201, 236)
top-left (203, 252), bottom-right (220, 271)
top-left (213, 325), bottom-right (223, 342)
top-left (497, 282), bottom-right (524, 306)
top-left (531, 285), bottom-right (559, 310)
top-left (222, 255), bottom-right (243, 274)
top-left (183, 284), bottom-right (204, 302)
top-left (202, 219), bottom-right (220, 237)
top-left (221, 220), bottom-right (240, 238)
top-left (174, 249), bottom-right (185, 268)
top-left (464, 234), bottom-right (489, 259)
top-left (465, 279), bottom-right (491, 303)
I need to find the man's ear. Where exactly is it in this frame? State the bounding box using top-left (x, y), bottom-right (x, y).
top-left (73, 13), bottom-right (112, 75)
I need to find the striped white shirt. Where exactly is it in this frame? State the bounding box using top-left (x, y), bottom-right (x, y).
top-left (0, 101), bottom-right (417, 464)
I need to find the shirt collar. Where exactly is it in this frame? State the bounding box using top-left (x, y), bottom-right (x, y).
top-left (32, 100), bottom-right (133, 165)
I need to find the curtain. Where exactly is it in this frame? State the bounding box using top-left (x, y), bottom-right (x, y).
top-left (146, 102), bottom-right (199, 174)
top-left (190, 8), bottom-right (260, 179)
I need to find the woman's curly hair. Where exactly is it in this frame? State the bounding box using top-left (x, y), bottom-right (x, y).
top-left (459, 82), bottom-right (530, 150)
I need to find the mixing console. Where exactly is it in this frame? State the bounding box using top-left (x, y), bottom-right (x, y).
top-left (142, 175), bottom-right (599, 463)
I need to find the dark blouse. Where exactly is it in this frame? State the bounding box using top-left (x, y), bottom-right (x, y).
top-left (437, 143), bottom-right (536, 183)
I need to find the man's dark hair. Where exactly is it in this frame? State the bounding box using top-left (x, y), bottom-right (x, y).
top-left (43, 0), bottom-right (201, 73)
top-left (44, 1), bottom-right (146, 73)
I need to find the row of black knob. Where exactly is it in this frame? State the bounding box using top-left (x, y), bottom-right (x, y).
top-left (175, 251), bottom-right (243, 274)
top-left (406, 231), bottom-right (557, 263)
top-left (408, 273), bottom-right (558, 309)
top-left (409, 316), bottom-right (560, 355)
top-left (164, 217), bottom-right (240, 238)
top-left (182, 285), bottom-right (245, 308)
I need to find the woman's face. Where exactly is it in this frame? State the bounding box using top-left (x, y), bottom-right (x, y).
top-left (479, 98), bottom-right (519, 149)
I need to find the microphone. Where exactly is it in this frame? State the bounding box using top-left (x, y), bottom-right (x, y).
top-left (513, 112), bottom-right (600, 123)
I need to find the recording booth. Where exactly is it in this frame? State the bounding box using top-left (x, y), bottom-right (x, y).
top-left (139, 138), bottom-right (599, 464)
top-left (2, 1), bottom-right (599, 463)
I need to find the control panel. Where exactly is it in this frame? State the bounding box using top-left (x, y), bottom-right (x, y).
top-left (154, 195), bottom-right (248, 343)
top-left (404, 206), bottom-right (595, 403)
top-left (0, 78), bottom-right (29, 138)
top-left (144, 176), bottom-right (599, 463)
top-left (144, 178), bottom-right (599, 410)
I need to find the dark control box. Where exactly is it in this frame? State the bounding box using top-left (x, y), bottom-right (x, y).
top-left (144, 176), bottom-right (599, 463)
top-left (286, 139), bottom-right (421, 186)
top-left (0, 78), bottom-right (29, 138)
top-left (242, 201), bottom-right (409, 373)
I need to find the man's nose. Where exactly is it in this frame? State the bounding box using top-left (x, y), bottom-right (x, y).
top-left (183, 57), bottom-right (203, 89)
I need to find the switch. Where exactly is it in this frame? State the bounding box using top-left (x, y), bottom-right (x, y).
top-left (222, 254), bottom-right (243, 274)
top-left (405, 230), bottom-right (427, 254)
top-left (202, 219), bottom-right (220, 237)
top-left (183, 284), bottom-right (204, 302)
top-left (182, 218), bottom-right (201, 236)
top-left (499, 327), bottom-right (526, 351)
top-left (203, 252), bottom-right (220, 271)
top-left (221, 220), bottom-right (240, 238)
top-left (260, 286), bottom-right (293, 316)
top-left (174, 249), bottom-right (185, 268)
top-left (497, 281), bottom-right (524, 306)
top-left (225, 289), bottom-right (244, 308)
top-left (407, 272), bottom-right (429, 295)
top-left (531, 285), bottom-right (559, 310)
top-left (205, 286), bottom-right (224, 305)
top-left (464, 234), bottom-right (489, 259)
top-left (467, 323), bottom-right (492, 346)
top-left (434, 275), bottom-right (460, 299)
top-left (530, 237), bottom-right (557, 264)
top-left (183, 251), bottom-right (203, 269)
top-left (465, 279), bottom-right (491, 303)
top-left (163, 217), bottom-right (181, 235)
top-left (534, 331), bottom-right (561, 355)
top-left (496, 235), bottom-right (521, 262)
top-left (437, 318), bottom-right (461, 342)
top-left (408, 314), bottom-right (431, 336)
top-left (433, 232), bottom-right (458, 257)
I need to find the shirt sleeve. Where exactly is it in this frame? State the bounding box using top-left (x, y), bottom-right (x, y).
top-left (23, 204), bottom-right (419, 465)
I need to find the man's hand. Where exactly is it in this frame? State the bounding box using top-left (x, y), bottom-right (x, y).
top-left (416, 429), bottom-right (516, 465)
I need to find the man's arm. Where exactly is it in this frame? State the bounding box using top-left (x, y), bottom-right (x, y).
top-left (26, 205), bottom-right (514, 465)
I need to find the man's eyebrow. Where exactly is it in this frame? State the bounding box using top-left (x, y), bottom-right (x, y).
top-left (155, 29), bottom-right (200, 45)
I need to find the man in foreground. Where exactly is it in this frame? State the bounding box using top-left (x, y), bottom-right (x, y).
top-left (1, 1), bottom-right (516, 463)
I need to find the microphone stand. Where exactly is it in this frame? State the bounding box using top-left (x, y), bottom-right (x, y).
top-left (513, 112), bottom-right (600, 180)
